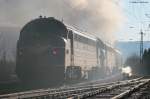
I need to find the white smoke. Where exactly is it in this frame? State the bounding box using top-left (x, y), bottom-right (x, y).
top-left (122, 66), bottom-right (132, 77)
top-left (0, 0), bottom-right (124, 44)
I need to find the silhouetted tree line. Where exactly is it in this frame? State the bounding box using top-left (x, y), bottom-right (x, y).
top-left (0, 52), bottom-right (15, 81)
top-left (0, 34), bottom-right (16, 82)
top-left (142, 48), bottom-right (150, 75)
top-left (125, 48), bottom-right (150, 75)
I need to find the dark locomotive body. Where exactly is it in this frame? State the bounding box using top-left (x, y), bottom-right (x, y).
top-left (16, 17), bottom-right (122, 87)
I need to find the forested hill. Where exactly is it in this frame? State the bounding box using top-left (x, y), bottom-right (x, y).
top-left (116, 41), bottom-right (150, 61)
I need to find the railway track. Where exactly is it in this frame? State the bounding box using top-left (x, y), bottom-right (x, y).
top-left (0, 77), bottom-right (149, 99)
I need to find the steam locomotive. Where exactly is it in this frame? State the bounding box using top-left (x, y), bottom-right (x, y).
top-left (16, 17), bottom-right (122, 87)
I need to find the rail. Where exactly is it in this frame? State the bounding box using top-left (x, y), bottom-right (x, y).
top-left (0, 77), bottom-right (148, 99)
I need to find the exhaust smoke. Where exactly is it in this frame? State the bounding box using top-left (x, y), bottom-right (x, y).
top-left (0, 0), bottom-right (124, 44)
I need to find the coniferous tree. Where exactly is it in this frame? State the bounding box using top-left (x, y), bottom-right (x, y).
top-left (143, 48), bottom-right (150, 75)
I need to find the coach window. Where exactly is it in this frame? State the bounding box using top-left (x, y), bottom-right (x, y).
top-left (74, 34), bottom-right (77, 40)
top-left (77, 41), bottom-right (79, 48)
top-left (79, 36), bottom-right (82, 42)
top-left (86, 38), bottom-right (88, 50)
top-left (66, 49), bottom-right (69, 54)
top-left (76, 41), bottom-right (78, 48)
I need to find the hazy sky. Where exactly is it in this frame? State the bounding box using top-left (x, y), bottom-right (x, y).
top-left (118, 0), bottom-right (150, 41)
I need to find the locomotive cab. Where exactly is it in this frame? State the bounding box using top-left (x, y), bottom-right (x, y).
top-left (16, 17), bottom-right (68, 87)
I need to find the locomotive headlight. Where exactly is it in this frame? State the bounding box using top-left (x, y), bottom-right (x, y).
top-left (52, 48), bottom-right (59, 55)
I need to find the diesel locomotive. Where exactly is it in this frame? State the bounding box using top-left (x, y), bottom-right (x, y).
top-left (16, 17), bottom-right (122, 87)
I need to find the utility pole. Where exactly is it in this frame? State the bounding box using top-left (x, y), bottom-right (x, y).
top-left (140, 30), bottom-right (144, 63)
top-left (130, 0), bottom-right (148, 63)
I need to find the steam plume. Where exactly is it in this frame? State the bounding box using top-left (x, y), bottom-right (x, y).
top-left (0, 0), bottom-right (124, 44)
top-left (122, 66), bottom-right (132, 77)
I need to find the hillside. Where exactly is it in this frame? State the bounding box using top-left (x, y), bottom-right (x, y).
top-left (115, 41), bottom-right (150, 61)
